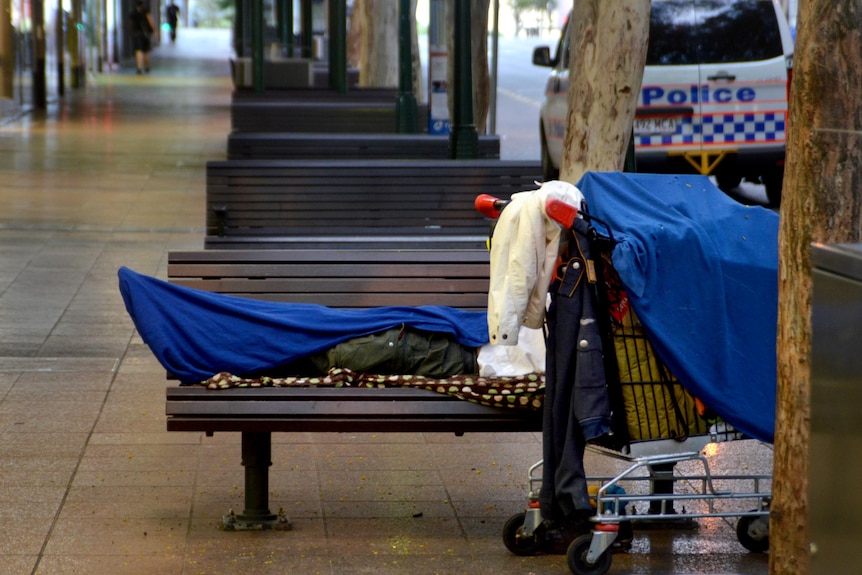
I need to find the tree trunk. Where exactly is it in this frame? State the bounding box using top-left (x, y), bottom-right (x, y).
top-left (445, 0), bottom-right (490, 133)
top-left (358, 0), bottom-right (398, 87)
top-left (353, 0), bottom-right (423, 99)
top-left (347, 0), bottom-right (363, 68)
top-left (771, 1), bottom-right (862, 573)
top-left (559, 0), bottom-right (650, 183)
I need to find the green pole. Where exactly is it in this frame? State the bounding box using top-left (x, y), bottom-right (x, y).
top-left (31, 0), bottom-right (46, 108)
top-left (328, 0), bottom-right (347, 93)
top-left (449, 0), bottom-right (477, 158)
top-left (252, 0), bottom-right (264, 93)
top-left (277, 0), bottom-right (291, 56)
top-left (301, 0), bottom-right (312, 59)
top-left (395, 0), bottom-right (417, 132)
top-left (234, 0), bottom-right (244, 57)
top-left (624, 129), bottom-right (637, 172)
top-left (285, 0), bottom-right (294, 57)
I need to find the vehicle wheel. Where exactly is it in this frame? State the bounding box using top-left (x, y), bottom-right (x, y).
top-left (762, 169), bottom-right (784, 207)
top-left (502, 512), bottom-right (543, 556)
top-left (566, 533), bottom-right (612, 575)
top-left (736, 514), bottom-right (770, 553)
top-left (716, 172), bottom-right (742, 192)
top-left (541, 128), bottom-right (560, 182)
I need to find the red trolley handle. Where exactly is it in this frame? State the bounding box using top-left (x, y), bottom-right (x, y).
top-left (475, 194), bottom-right (579, 229)
top-left (474, 194), bottom-right (508, 219)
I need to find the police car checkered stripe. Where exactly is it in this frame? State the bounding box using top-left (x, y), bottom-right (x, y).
top-left (637, 112), bottom-right (786, 147)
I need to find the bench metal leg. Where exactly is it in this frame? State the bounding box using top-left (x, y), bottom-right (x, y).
top-left (642, 462), bottom-right (697, 530)
top-left (221, 431), bottom-right (291, 531)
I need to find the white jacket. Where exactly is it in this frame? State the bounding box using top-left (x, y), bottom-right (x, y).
top-left (487, 180), bottom-right (584, 345)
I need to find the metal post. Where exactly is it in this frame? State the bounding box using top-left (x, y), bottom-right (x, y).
top-left (0, 0), bottom-right (12, 99)
top-left (328, 0), bottom-right (346, 93)
top-left (301, 0), bottom-right (312, 59)
top-left (252, 0), bottom-right (264, 93)
top-left (55, 0), bottom-right (64, 96)
top-left (448, 0), bottom-right (478, 158)
top-left (624, 129), bottom-right (637, 172)
top-left (222, 432), bottom-right (290, 531)
top-left (238, 432), bottom-right (277, 524)
top-left (31, 0), bottom-right (47, 108)
top-left (233, 0), bottom-right (244, 57)
top-left (395, 0), bottom-right (417, 132)
top-left (69, 0), bottom-right (83, 88)
top-left (488, 0), bottom-right (499, 134)
top-left (276, 0), bottom-right (288, 56)
top-left (282, 0), bottom-right (294, 57)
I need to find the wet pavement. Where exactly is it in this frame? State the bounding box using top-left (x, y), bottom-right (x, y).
top-left (0, 28), bottom-right (772, 575)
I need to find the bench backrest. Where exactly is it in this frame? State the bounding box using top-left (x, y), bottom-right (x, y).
top-left (226, 133), bottom-right (501, 161)
top-left (206, 158), bottom-right (541, 241)
top-left (167, 249), bottom-right (491, 310)
top-left (231, 87), bottom-right (399, 103)
top-left (231, 101), bottom-right (430, 133)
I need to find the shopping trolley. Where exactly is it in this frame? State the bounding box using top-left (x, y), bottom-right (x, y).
top-left (476, 191), bottom-right (772, 575)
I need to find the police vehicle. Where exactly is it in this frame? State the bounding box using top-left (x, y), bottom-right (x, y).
top-left (533, 0), bottom-right (794, 205)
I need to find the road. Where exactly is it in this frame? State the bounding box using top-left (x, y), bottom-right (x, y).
top-left (491, 35), bottom-right (554, 161)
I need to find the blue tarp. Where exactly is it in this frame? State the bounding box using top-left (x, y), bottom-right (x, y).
top-left (118, 266), bottom-right (490, 384)
top-left (576, 172), bottom-right (778, 443)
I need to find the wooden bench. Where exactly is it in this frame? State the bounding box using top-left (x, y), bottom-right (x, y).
top-left (204, 158), bottom-right (542, 250)
top-left (164, 249), bottom-right (543, 530)
top-left (231, 101), bottom-right (430, 133)
top-left (231, 87), bottom-right (399, 103)
top-left (231, 59), bottom-right (361, 90)
top-left (226, 133), bottom-right (501, 160)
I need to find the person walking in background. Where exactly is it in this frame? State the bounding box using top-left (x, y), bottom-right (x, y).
top-left (129, 0), bottom-right (155, 74)
top-left (166, 1), bottom-right (180, 43)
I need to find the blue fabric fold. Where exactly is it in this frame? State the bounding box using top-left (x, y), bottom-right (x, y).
top-left (576, 172), bottom-right (778, 443)
top-left (118, 266), bottom-right (489, 384)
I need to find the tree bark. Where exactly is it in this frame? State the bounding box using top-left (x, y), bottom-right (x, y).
top-left (771, 1), bottom-right (862, 573)
top-left (445, 0), bottom-right (490, 133)
top-left (559, 0), bottom-right (650, 184)
top-left (347, 0), bottom-right (363, 68)
top-left (358, 0), bottom-right (398, 87)
top-left (352, 0), bottom-right (423, 99)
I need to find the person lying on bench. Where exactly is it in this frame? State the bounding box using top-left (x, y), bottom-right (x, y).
top-left (118, 266), bottom-right (544, 384)
top-left (280, 323), bottom-right (545, 379)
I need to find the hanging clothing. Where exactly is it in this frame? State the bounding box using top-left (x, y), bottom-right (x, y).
top-left (487, 180), bottom-right (584, 345)
top-left (540, 218), bottom-right (612, 522)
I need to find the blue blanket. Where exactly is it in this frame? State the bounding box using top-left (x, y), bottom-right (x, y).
top-left (118, 267), bottom-right (490, 384)
top-left (576, 172), bottom-right (778, 443)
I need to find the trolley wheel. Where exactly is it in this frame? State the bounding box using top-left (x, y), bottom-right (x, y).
top-left (567, 533), bottom-right (612, 575)
top-left (736, 513), bottom-right (770, 553)
top-left (716, 172), bottom-right (742, 193)
top-left (502, 512), bottom-right (543, 556)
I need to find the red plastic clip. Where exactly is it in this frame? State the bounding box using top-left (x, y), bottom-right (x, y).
top-left (545, 198), bottom-right (579, 228)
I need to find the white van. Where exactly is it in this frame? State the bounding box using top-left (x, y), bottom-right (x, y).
top-left (533, 0), bottom-right (794, 205)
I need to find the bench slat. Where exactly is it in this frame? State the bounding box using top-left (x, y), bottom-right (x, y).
top-left (169, 249), bottom-right (490, 263)
top-left (168, 262), bottom-right (489, 278)
top-left (166, 249), bottom-right (491, 308)
top-left (227, 133), bottom-right (500, 160)
top-left (166, 387), bottom-right (541, 433)
top-left (231, 102), bottom-right (430, 134)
